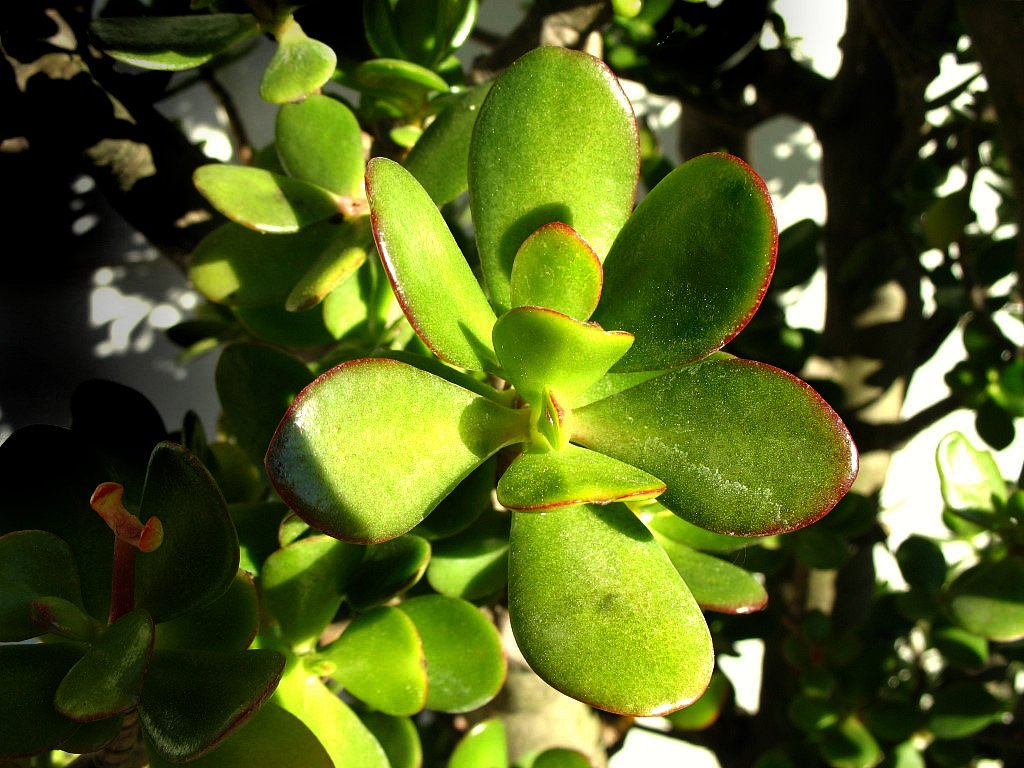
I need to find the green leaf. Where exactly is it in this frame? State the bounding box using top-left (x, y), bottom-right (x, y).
top-left (427, 508), bottom-right (510, 600)
top-left (508, 503), bottom-right (712, 715)
top-left (665, 672), bottom-right (731, 731)
top-left (273, 661), bottom-right (390, 768)
top-left (235, 303), bottom-right (336, 348)
top-left (55, 609), bottom-right (153, 721)
top-left (643, 506), bottom-right (757, 553)
top-left (0, 530), bottom-right (83, 641)
top-left (927, 681), bottom-right (1003, 739)
top-left (347, 57), bottom-right (450, 109)
top-left (492, 306), bottom-right (633, 407)
top-left (469, 46), bottom-right (639, 311)
top-left (155, 570), bottom-right (260, 652)
top-left (509, 223), bottom-right (604, 320)
top-left (261, 535), bottom-right (363, 646)
top-left (532, 748), bottom-right (593, 768)
top-left (595, 153), bottom-right (777, 371)
top-left (397, 595), bottom-right (506, 712)
top-left (31, 596), bottom-right (101, 641)
top-left (231, 500), bottom-right (289, 576)
top-left (216, 342), bottom-right (313, 468)
top-left (818, 716), bottom-right (882, 768)
top-left (286, 217), bottom-right (370, 312)
top-left (497, 443), bottom-right (664, 511)
top-left (0, 643), bottom-right (83, 757)
top-left (895, 535), bottom-right (947, 591)
top-left (276, 94), bottom-right (364, 196)
top-left (412, 458), bottom-right (494, 541)
top-left (367, 157), bottom-right (498, 371)
top-left (194, 165), bottom-right (340, 233)
top-left (930, 624), bottom-right (988, 668)
top-left (792, 527), bottom-right (850, 570)
top-left (89, 14), bottom-right (259, 71)
top-left (346, 535), bottom-right (431, 611)
top-left (936, 431), bottom-right (1007, 514)
top-left (323, 606), bottom-right (427, 715)
top-left (134, 442), bottom-right (238, 622)
top-left (355, 710), bottom-right (423, 768)
top-left (146, 703), bottom-right (332, 768)
top-left (260, 19), bottom-right (337, 104)
top-left (60, 715), bottom-right (125, 755)
top-left (405, 83), bottom-right (492, 205)
top-left (139, 648), bottom-right (284, 762)
top-left (573, 356), bottom-right (857, 536)
top-left (266, 358), bottom-right (530, 543)
top-left (449, 718), bottom-right (508, 768)
top-left (654, 536), bottom-right (767, 613)
top-left (947, 558), bottom-right (1024, 641)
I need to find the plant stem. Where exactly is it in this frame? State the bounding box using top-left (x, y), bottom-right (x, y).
top-left (108, 538), bottom-right (137, 625)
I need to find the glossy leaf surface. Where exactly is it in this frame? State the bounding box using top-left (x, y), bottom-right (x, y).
top-left (261, 534), bottom-right (363, 646)
top-left (276, 94), bottom-right (364, 196)
top-left (266, 358), bottom-right (530, 543)
top-left (573, 357), bottom-right (857, 536)
top-left (346, 535), bottom-right (431, 610)
top-left (469, 46), bottom-right (639, 311)
top-left (194, 165), bottom-right (339, 233)
top-left (404, 83), bottom-right (491, 205)
top-left (653, 536), bottom-right (767, 613)
top-left (508, 503), bottom-right (712, 715)
top-left (134, 442), bottom-right (238, 622)
top-left (947, 558), bottom-right (1024, 641)
top-left (492, 306), bottom-right (633, 406)
top-left (448, 718), bottom-right (507, 768)
top-left (595, 153), bottom-right (777, 371)
top-left (155, 570), bottom-right (259, 652)
top-left (139, 648), bottom-right (284, 762)
top-left (497, 443), bottom-right (664, 511)
top-left (260, 21), bottom-right (337, 104)
top-left (89, 14), bottom-right (259, 71)
top-left (427, 509), bottom-right (510, 600)
top-left (0, 643), bottom-right (82, 757)
top-left (325, 606), bottom-right (427, 715)
top-left (509, 223), bottom-right (603, 320)
top-left (0, 530), bottom-right (83, 641)
top-left (397, 595), bottom-right (505, 712)
top-left (367, 157), bottom-right (498, 370)
top-left (55, 609), bottom-right (153, 721)
top-left (146, 704), bottom-right (332, 768)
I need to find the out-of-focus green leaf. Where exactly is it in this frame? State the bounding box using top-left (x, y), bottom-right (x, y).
top-left (266, 358), bottom-right (529, 544)
top-left (155, 570), bottom-right (260, 652)
top-left (930, 624), bottom-right (988, 668)
top-left (595, 153), bottom-right (776, 371)
top-left (139, 648), bottom-right (284, 762)
top-left (895, 536), bottom-right (947, 591)
top-left (509, 222), bottom-right (604, 320)
top-left (448, 717), bottom-right (507, 768)
top-left (89, 14), bottom-right (259, 71)
top-left (397, 595), bottom-right (505, 713)
top-left (654, 536), bottom-right (767, 613)
top-left (355, 710), bottom-right (422, 768)
top-left (0, 643), bottom-right (82, 757)
top-left (260, 19), bottom-right (337, 104)
top-left (427, 508), bottom-right (510, 600)
top-left (346, 535), bottom-right (431, 611)
top-left (818, 716), bottom-right (882, 768)
top-left (0, 530), bottom-right (83, 641)
top-left (947, 558), bottom-right (1024, 641)
top-left (324, 606), bottom-right (427, 715)
top-left (509, 503), bottom-right (712, 715)
top-left (276, 94), bottom-right (364, 196)
top-left (573, 357), bottom-right (857, 536)
top-left (367, 157), bottom-right (497, 371)
top-left (469, 46), bottom-right (639, 311)
top-left (936, 431), bottom-right (1007, 514)
top-left (531, 747), bottom-right (593, 768)
top-left (927, 681), bottom-right (1003, 739)
top-left (665, 672), bottom-right (731, 731)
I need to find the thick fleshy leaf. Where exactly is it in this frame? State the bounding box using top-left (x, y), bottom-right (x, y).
top-left (931, 625), bottom-right (989, 668)
top-left (231, 500), bottom-right (288, 576)
top-left (492, 306), bottom-right (633, 407)
top-left (818, 717), bottom-right (881, 768)
top-left (266, 358), bottom-right (530, 543)
top-left (261, 534), bottom-right (363, 646)
top-left (194, 165), bottom-right (340, 233)
top-left (134, 442), bottom-right (238, 622)
top-left (653, 536), bottom-right (767, 613)
top-left (412, 458), bottom-right (495, 541)
top-left (936, 431), bottom-right (1007, 514)
top-left (273, 663), bottom-right (390, 768)
top-left (397, 595), bottom-right (506, 712)
top-left (60, 715), bottom-right (125, 755)
top-left (156, 570), bottom-right (260, 652)
top-left (532, 748), bottom-right (594, 768)
top-left (405, 83), bottom-right (492, 205)
top-left (509, 223), bottom-right (603, 320)
top-left (367, 157), bottom-right (497, 370)
top-left (216, 342), bottom-right (313, 468)
top-left (89, 14), bottom-right (259, 71)
top-left (427, 509), bottom-right (510, 600)
top-left (276, 94), bottom-right (364, 196)
top-left (146, 703), bottom-right (332, 768)
top-left (665, 671), bottom-right (731, 731)
top-left (347, 58), bottom-right (449, 110)
top-left (260, 20), bottom-right (337, 104)
top-left (355, 711), bottom-right (422, 768)
top-left (497, 443), bottom-right (664, 511)
top-left (324, 606), bottom-right (427, 715)
top-left (55, 609), bottom-right (153, 721)
top-left (235, 303), bottom-right (335, 348)
top-left (0, 530), bottom-right (83, 641)
top-left (286, 217), bottom-right (371, 311)
top-left (469, 46), bottom-right (639, 311)
top-left (927, 681), bottom-right (1004, 738)
top-left (946, 558), bottom-right (1024, 641)
top-left (0, 643), bottom-right (83, 757)
top-left (139, 648), bottom-right (284, 762)
top-left (508, 503), bottom-right (712, 715)
top-left (346, 535), bottom-right (431, 611)
top-left (573, 356), bottom-right (857, 536)
top-left (448, 718), bottom-right (508, 768)
top-left (642, 505), bottom-right (757, 553)
top-left (594, 153), bottom-right (777, 371)
top-left (31, 596), bottom-right (101, 641)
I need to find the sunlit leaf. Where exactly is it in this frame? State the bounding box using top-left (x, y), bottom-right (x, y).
top-left (665, 672), bottom-right (731, 731)
top-left (286, 218), bottom-right (370, 312)
top-left (947, 558), bottom-right (1024, 641)
top-left (936, 431), bottom-right (1007, 514)
top-left (448, 718), bottom-right (507, 768)
top-left (509, 223), bottom-right (603, 320)
top-left (260, 20), bottom-right (337, 104)
top-left (653, 536), bottom-right (767, 613)
top-left (276, 94), bottom-right (365, 196)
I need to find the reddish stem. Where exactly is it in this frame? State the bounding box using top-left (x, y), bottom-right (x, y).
top-left (108, 537), bottom-right (137, 624)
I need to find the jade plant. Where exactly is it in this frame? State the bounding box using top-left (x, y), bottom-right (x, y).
top-left (263, 45), bottom-right (859, 716)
